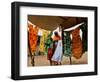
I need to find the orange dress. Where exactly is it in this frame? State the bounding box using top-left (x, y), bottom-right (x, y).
top-left (71, 28), bottom-right (82, 59)
top-left (28, 24), bottom-right (38, 53)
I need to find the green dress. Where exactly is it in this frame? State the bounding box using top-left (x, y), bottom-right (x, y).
top-left (63, 31), bottom-right (72, 57)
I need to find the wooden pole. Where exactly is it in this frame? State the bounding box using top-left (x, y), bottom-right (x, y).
top-left (69, 56), bottom-right (72, 65)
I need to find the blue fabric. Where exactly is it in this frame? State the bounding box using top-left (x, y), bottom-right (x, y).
top-left (51, 40), bottom-right (63, 62)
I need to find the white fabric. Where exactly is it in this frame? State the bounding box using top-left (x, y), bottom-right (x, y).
top-left (80, 29), bottom-right (82, 40)
top-left (51, 40), bottom-right (63, 62)
top-left (64, 22), bottom-right (84, 31)
top-left (28, 21), bottom-right (36, 28)
top-left (38, 29), bottom-right (43, 36)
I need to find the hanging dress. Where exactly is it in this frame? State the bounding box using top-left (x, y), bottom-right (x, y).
top-left (39, 29), bottom-right (50, 54)
top-left (63, 31), bottom-right (72, 57)
top-left (28, 24), bottom-right (38, 54)
top-left (71, 28), bottom-right (82, 59)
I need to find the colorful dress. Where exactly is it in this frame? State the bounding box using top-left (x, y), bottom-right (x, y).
top-left (28, 24), bottom-right (38, 53)
top-left (39, 29), bottom-right (50, 54)
top-left (71, 28), bottom-right (82, 59)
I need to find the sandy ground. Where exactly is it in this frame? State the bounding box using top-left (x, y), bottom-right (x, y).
top-left (28, 52), bottom-right (87, 66)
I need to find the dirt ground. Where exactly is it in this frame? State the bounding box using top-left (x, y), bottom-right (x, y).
top-left (28, 52), bottom-right (87, 66)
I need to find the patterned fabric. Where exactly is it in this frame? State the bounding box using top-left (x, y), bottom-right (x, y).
top-left (39, 29), bottom-right (50, 53)
top-left (63, 31), bottom-right (72, 57)
top-left (28, 24), bottom-right (38, 53)
top-left (71, 28), bottom-right (82, 59)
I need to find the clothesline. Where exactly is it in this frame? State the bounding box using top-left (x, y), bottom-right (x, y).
top-left (28, 20), bottom-right (84, 32)
top-left (64, 22), bottom-right (84, 31)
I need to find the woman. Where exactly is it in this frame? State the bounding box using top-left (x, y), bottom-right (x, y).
top-left (52, 32), bottom-right (62, 65)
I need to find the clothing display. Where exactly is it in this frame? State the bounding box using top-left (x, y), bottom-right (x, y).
top-left (63, 31), bottom-right (72, 57)
top-left (28, 18), bottom-right (88, 66)
top-left (71, 28), bottom-right (82, 59)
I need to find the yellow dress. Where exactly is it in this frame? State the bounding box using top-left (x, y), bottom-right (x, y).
top-left (39, 29), bottom-right (50, 53)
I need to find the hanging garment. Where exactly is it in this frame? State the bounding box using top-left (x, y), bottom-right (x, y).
top-left (80, 23), bottom-right (88, 53)
top-left (71, 28), bottom-right (82, 59)
top-left (63, 31), bottom-right (72, 57)
top-left (51, 40), bottom-right (63, 62)
top-left (28, 24), bottom-right (38, 53)
top-left (39, 29), bottom-right (50, 53)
